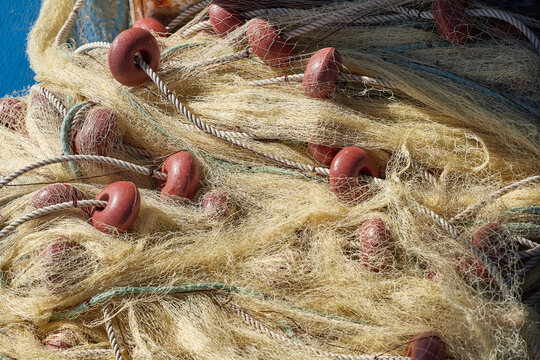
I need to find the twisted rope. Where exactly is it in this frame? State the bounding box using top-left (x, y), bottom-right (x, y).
top-left (218, 295), bottom-right (410, 360)
top-left (521, 246), bottom-right (540, 259)
top-left (247, 73), bottom-right (395, 89)
top-left (74, 41), bottom-right (111, 54)
top-left (195, 49), bottom-right (251, 69)
top-left (61, 102), bottom-right (95, 177)
top-left (136, 57), bottom-right (254, 140)
top-left (103, 304), bottom-right (124, 360)
top-left (118, 143), bottom-right (153, 158)
top-left (55, 0), bottom-right (86, 47)
top-left (180, 19), bottom-right (212, 38)
top-left (242, 7), bottom-right (311, 18)
top-left (35, 86), bottom-right (67, 117)
top-left (69, 102), bottom-right (94, 136)
top-left (285, 0), bottom-right (406, 38)
top-left (409, 199), bottom-right (511, 297)
top-left (516, 236), bottom-right (538, 249)
top-left (166, 0), bottom-right (211, 31)
top-left (451, 175), bottom-right (540, 223)
top-left (467, 8), bottom-right (540, 54)
top-left (247, 74), bottom-right (304, 86)
top-left (408, 160), bottom-right (439, 187)
top-left (0, 200), bottom-right (107, 241)
top-left (0, 154), bottom-right (167, 190)
top-left (137, 57), bottom-right (333, 175)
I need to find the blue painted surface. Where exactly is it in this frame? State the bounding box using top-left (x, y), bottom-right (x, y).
top-left (0, 0), bottom-right (130, 98)
top-left (0, 0), bottom-right (42, 97)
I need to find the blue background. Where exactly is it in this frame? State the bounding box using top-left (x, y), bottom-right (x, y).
top-left (0, 0), bottom-right (42, 97)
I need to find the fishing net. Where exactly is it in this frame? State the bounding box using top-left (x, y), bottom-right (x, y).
top-left (0, 0), bottom-right (539, 359)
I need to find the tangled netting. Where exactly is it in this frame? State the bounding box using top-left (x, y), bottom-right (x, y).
top-left (0, 0), bottom-right (540, 359)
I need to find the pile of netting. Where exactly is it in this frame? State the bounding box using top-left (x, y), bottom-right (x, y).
top-left (0, 0), bottom-right (539, 359)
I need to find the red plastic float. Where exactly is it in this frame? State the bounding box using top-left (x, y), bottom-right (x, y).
top-left (42, 238), bottom-right (86, 291)
top-left (44, 330), bottom-right (78, 350)
top-left (202, 190), bottom-right (230, 217)
top-left (209, 1), bottom-right (244, 36)
top-left (91, 181), bottom-right (141, 233)
top-left (247, 18), bottom-right (293, 67)
top-left (161, 151), bottom-right (201, 199)
top-left (308, 143), bottom-right (340, 165)
top-left (74, 107), bottom-right (119, 156)
top-left (133, 17), bottom-right (168, 37)
top-left (433, 0), bottom-right (472, 45)
top-left (30, 184), bottom-right (89, 218)
top-left (329, 146), bottom-right (378, 201)
top-left (0, 98), bottom-right (26, 131)
top-left (108, 28), bottom-right (160, 86)
top-left (302, 47), bottom-right (343, 98)
top-left (406, 331), bottom-right (447, 360)
top-left (356, 218), bottom-right (393, 272)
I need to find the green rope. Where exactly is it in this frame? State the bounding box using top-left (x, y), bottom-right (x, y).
top-left (160, 41), bottom-right (210, 59)
top-left (49, 282), bottom-right (366, 327)
top-left (60, 101), bottom-right (92, 177)
top-left (506, 206), bottom-right (540, 214)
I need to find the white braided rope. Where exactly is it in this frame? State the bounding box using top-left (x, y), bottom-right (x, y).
top-left (349, 13), bottom-right (410, 25)
top-left (180, 20), bottom-right (212, 37)
top-left (136, 57), bottom-right (255, 140)
top-left (285, 0), bottom-right (404, 38)
top-left (0, 154), bottom-right (167, 190)
top-left (451, 175), bottom-right (540, 223)
top-left (248, 74), bottom-right (304, 86)
top-left (521, 246), bottom-right (540, 260)
top-left (61, 349), bottom-right (113, 358)
top-left (504, 11), bottom-right (540, 29)
top-left (516, 236), bottom-right (538, 249)
top-left (70, 102), bottom-right (95, 137)
top-left (391, 6), bottom-right (433, 20)
top-left (219, 296), bottom-right (410, 360)
top-left (410, 199), bottom-right (512, 297)
top-left (35, 86), bottom-right (68, 117)
top-left (103, 304), bottom-right (124, 360)
top-left (55, 0), bottom-right (86, 47)
top-left (74, 41), bottom-right (111, 54)
top-left (243, 7), bottom-right (311, 19)
top-left (409, 160), bottom-right (439, 187)
top-left (119, 143), bottom-right (153, 158)
top-left (195, 49), bottom-right (251, 69)
top-left (0, 200), bottom-right (107, 241)
top-left (247, 73), bottom-right (395, 89)
top-left (166, 0), bottom-right (211, 31)
top-left (467, 8), bottom-right (540, 54)
top-left (137, 57), bottom-right (334, 175)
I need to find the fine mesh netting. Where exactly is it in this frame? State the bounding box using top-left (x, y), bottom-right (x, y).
top-left (0, 0), bottom-right (539, 359)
